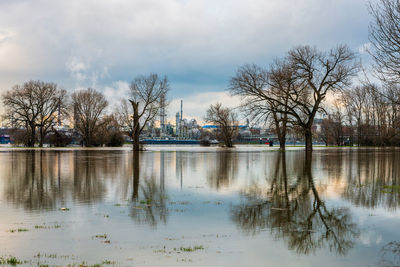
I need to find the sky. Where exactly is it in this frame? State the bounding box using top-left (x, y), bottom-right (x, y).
top-left (0, 0), bottom-right (374, 122)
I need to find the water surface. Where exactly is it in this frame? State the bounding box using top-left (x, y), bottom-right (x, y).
top-left (0, 147), bottom-right (399, 266)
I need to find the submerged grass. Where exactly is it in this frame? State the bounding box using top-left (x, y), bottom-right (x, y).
top-left (139, 199), bottom-right (152, 205)
top-left (178, 245), bottom-right (204, 252)
top-left (8, 229), bottom-right (28, 233)
top-left (34, 224), bottom-right (61, 229)
top-left (94, 234), bottom-right (107, 239)
top-left (382, 185), bottom-right (400, 193)
top-left (0, 256), bottom-right (22, 265)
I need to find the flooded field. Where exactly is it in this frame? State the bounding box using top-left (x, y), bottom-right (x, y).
top-left (0, 146), bottom-right (400, 266)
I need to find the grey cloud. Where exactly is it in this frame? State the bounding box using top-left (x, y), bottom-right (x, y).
top-left (0, 0), bottom-right (372, 113)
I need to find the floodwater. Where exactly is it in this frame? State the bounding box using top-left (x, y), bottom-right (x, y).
top-left (0, 146), bottom-right (400, 266)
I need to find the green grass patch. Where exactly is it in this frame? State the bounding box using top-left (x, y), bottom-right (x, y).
top-left (8, 229), bottom-right (28, 233)
top-left (179, 245), bottom-right (204, 252)
top-left (139, 199), bottom-right (152, 205)
top-left (382, 185), bottom-right (400, 193)
top-left (383, 185), bottom-right (400, 190)
top-left (0, 256), bottom-right (22, 265)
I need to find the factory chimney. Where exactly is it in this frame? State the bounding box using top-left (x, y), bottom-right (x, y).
top-left (180, 100), bottom-right (183, 121)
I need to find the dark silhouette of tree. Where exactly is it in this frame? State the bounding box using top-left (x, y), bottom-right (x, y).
top-left (123, 73), bottom-right (169, 151)
top-left (230, 62), bottom-right (293, 150)
top-left (72, 88), bottom-right (108, 147)
top-left (204, 103), bottom-right (238, 147)
top-left (231, 45), bottom-right (358, 151)
top-left (2, 81), bottom-right (67, 147)
top-left (369, 0), bottom-right (400, 84)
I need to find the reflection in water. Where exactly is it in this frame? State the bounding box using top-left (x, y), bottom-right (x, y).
top-left (130, 151), bottom-right (168, 228)
top-left (5, 151), bottom-right (60, 210)
top-left (379, 241), bottom-right (400, 267)
top-left (339, 150), bottom-right (400, 210)
top-left (207, 152), bottom-right (238, 190)
top-left (4, 151), bottom-right (128, 210)
top-left (72, 151), bottom-right (106, 203)
top-left (231, 152), bottom-right (359, 255)
top-left (3, 148), bottom-right (400, 263)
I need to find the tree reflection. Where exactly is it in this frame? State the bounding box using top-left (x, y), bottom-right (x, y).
top-left (5, 151), bottom-right (60, 210)
top-left (341, 149), bottom-right (400, 210)
top-left (207, 152), bottom-right (238, 190)
top-left (72, 151), bottom-right (105, 202)
top-left (130, 151), bottom-right (168, 228)
top-left (379, 241), bottom-right (400, 267)
top-left (231, 151), bottom-right (359, 255)
top-left (3, 151), bottom-right (122, 210)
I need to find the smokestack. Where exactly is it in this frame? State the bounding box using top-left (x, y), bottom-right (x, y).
top-left (180, 100), bottom-right (183, 121)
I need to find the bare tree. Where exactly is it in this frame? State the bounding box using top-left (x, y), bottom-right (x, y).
top-left (369, 0), bottom-right (400, 84)
top-left (2, 80), bottom-right (67, 147)
top-left (231, 45), bottom-right (358, 151)
top-left (230, 62), bottom-right (293, 150)
top-left (320, 101), bottom-right (345, 146)
top-left (3, 82), bottom-right (39, 146)
top-left (117, 99), bottom-right (136, 143)
top-left (35, 83), bottom-right (67, 147)
top-left (286, 45), bottom-right (358, 151)
top-left (72, 88), bottom-right (108, 147)
top-left (204, 103), bottom-right (238, 147)
top-left (126, 73), bottom-right (169, 151)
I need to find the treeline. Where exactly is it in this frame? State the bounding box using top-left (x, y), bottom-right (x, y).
top-left (210, 0), bottom-right (400, 150)
top-left (319, 84), bottom-right (400, 146)
top-left (1, 74), bottom-right (169, 150)
top-left (316, 0), bottom-right (400, 147)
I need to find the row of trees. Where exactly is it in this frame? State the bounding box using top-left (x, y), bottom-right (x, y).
top-left (210, 0), bottom-right (400, 150)
top-left (319, 84), bottom-right (400, 146)
top-left (225, 45), bottom-right (359, 150)
top-left (3, 0), bottom-right (400, 150)
top-left (315, 0), bottom-right (400, 147)
top-left (2, 74), bottom-right (169, 150)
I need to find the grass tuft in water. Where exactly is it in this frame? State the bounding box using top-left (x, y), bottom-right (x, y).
top-left (179, 245), bottom-right (204, 252)
top-left (0, 256), bottom-right (22, 265)
top-left (139, 199), bottom-right (152, 205)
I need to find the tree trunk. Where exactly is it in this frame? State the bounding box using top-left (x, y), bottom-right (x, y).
top-left (304, 127), bottom-right (313, 151)
top-left (275, 123), bottom-right (286, 150)
top-left (275, 113), bottom-right (287, 150)
top-left (133, 132), bottom-right (140, 151)
top-left (28, 125), bottom-right (36, 147)
top-left (132, 101), bottom-right (141, 151)
top-left (223, 128), bottom-right (233, 147)
top-left (39, 127), bottom-right (44, 147)
top-left (84, 134), bottom-right (90, 147)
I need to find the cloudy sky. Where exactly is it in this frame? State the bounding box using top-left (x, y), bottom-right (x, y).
top-left (0, 0), bottom-right (373, 121)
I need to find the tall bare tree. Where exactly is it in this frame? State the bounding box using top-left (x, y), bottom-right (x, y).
top-left (286, 45), bottom-right (358, 150)
top-left (369, 0), bottom-right (400, 84)
top-left (3, 82), bottom-right (39, 146)
top-left (35, 83), bottom-right (67, 147)
top-left (204, 103), bottom-right (238, 147)
top-left (232, 45), bottom-right (358, 151)
top-left (230, 61), bottom-right (294, 150)
top-left (126, 73), bottom-right (169, 151)
top-left (72, 88), bottom-right (108, 147)
top-left (2, 80), bottom-right (67, 147)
